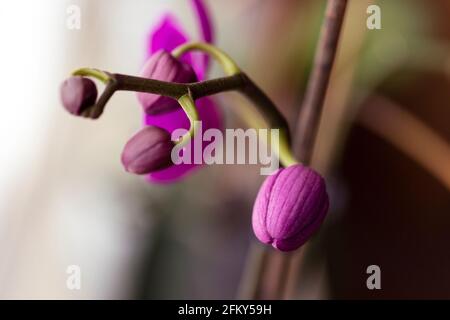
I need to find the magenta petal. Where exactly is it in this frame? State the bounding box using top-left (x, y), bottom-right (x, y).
top-left (147, 14), bottom-right (201, 77)
top-left (148, 14), bottom-right (188, 56)
top-left (252, 169), bottom-right (282, 245)
top-left (190, 0), bottom-right (214, 76)
top-left (144, 97), bottom-right (222, 183)
top-left (191, 0), bottom-right (214, 43)
top-left (147, 11), bottom-right (211, 80)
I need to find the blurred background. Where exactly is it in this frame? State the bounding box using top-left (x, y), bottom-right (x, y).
top-left (0, 0), bottom-right (449, 299)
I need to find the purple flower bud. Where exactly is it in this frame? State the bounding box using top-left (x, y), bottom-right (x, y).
top-left (252, 164), bottom-right (329, 252)
top-left (121, 126), bottom-right (174, 175)
top-left (60, 76), bottom-right (97, 116)
top-left (137, 50), bottom-right (198, 115)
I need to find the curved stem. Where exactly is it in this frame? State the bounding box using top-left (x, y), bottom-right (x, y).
top-left (172, 42), bottom-right (240, 76)
top-left (278, 131), bottom-right (298, 167)
top-left (241, 0), bottom-right (348, 300)
top-left (239, 74), bottom-right (298, 167)
top-left (235, 100), bottom-right (297, 167)
top-left (69, 67), bottom-right (297, 165)
top-left (72, 68), bottom-right (111, 84)
top-left (176, 94), bottom-right (200, 146)
top-left (68, 45), bottom-right (292, 163)
top-left (81, 80), bottom-right (119, 119)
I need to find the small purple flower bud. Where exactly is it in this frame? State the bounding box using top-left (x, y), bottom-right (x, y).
top-left (60, 76), bottom-right (98, 116)
top-left (121, 126), bottom-right (174, 175)
top-left (252, 164), bottom-right (329, 252)
top-left (137, 50), bottom-right (198, 114)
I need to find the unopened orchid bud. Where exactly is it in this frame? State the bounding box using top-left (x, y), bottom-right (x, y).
top-left (137, 50), bottom-right (197, 115)
top-left (60, 76), bottom-right (98, 116)
top-left (252, 164), bottom-right (329, 252)
top-left (121, 126), bottom-right (174, 174)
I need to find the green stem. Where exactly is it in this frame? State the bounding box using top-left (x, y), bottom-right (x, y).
top-left (69, 67), bottom-right (297, 166)
top-left (174, 39), bottom-right (299, 166)
top-left (172, 42), bottom-right (241, 76)
top-left (176, 94), bottom-right (200, 146)
top-left (278, 131), bottom-right (298, 167)
top-left (72, 68), bottom-right (111, 83)
top-left (68, 42), bottom-right (297, 165)
top-left (238, 74), bottom-right (298, 167)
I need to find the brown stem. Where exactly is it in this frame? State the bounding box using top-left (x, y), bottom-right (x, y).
top-left (113, 73), bottom-right (188, 98)
top-left (79, 71), bottom-right (291, 133)
top-left (80, 80), bottom-right (119, 119)
top-left (190, 74), bottom-right (246, 99)
top-left (294, 0), bottom-right (348, 162)
top-left (113, 72), bottom-right (289, 131)
top-left (114, 72), bottom-right (249, 100)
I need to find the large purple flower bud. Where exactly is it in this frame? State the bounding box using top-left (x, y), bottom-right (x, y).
top-left (252, 164), bottom-right (329, 252)
top-left (121, 126), bottom-right (174, 174)
top-left (60, 76), bottom-right (98, 116)
top-left (137, 50), bottom-right (197, 115)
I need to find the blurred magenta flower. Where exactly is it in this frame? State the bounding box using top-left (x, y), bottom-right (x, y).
top-left (252, 164), bottom-right (329, 252)
top-left (140, 0), bottom-right (221, 183)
